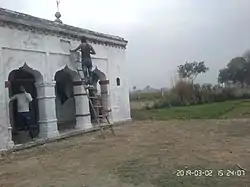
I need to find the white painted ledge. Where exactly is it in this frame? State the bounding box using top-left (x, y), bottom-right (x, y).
top-left (0, 118), bottom-right (133, 154)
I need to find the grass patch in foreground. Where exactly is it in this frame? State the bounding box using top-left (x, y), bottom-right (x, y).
top-left (131, 100), bottom-right (250, 120)
top-left (114, 158), bottom-right (244, 187)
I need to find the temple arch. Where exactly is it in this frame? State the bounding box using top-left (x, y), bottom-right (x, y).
top-left (91, 67), bottom-right (111, 123)
top-left (8, 63), bottom-right (43, 144)
top-left (54, 66), bottom-right (79, 132)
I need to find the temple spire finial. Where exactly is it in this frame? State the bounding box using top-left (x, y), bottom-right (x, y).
top-left (56, 0), bottom-right (60, 12)
top-left (55, 0), bottom-right (63, 23)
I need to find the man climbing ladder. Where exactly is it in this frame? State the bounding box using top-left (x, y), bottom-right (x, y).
top-left (70, 36), bottom-right (96, 85)
top-left (70, 36), bottom-right (115, 138)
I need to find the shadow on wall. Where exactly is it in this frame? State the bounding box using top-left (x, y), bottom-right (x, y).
top-left (55, 69), bottom-right (76, 131)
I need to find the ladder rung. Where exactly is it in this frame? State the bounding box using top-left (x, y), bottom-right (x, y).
top-left (89, 96), bottom-right (98, 99)
top-left (86, 86), bottom-right (96, 89)
top-left (104, 109), bottom-right (112, 113)
top-left (87, 89), bottom-right (97, 91)
top-left (98, 114), bottom-right (109, 117)
top-left (93, 105), bottom-right (103, 108)
top-left (85, 85), bottom-right (94, 89)
top-left (100, 124), bottom-right (113, 128)
top-left (101, 108), bottom-right (111, 112)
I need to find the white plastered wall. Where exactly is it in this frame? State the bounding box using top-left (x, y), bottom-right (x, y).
top-left (0, 26), bottom-right (131, 150)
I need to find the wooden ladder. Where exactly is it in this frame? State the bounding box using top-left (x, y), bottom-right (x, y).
top-left (70, 52), bottom-right (115, 138)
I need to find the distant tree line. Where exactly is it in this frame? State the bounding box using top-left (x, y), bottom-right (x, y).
top-left (131, 52), bottom-right (250, 108)
top-left (218, 50), bottom-right (250, 87)
top-left (151, 55), bottom-right (250, 108)
top-left (176, 50), bottom-right (250, 88)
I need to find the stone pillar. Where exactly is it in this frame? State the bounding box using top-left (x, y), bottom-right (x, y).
top-left (99, 80), bottom-right (113, 123)
top-left (4, 82), bottom-right (14, 148)
top-left (35, 81), bottom-right (59, 138)
top-left (73, 81), bottom-right (92, 130)
top-left (1, 47), bottom-right (13, 149)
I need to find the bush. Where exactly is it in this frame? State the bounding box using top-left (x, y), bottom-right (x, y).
top-left (131, 80), bottom-right (250, 110)
top-left (171, 80), bottom-right (193, 103)
top-left (153, 93), bottom-right (182, 109)
top-left (154, 80), bottom-right (250, 109)
top-left (130, 91), bottom-right (164, 101)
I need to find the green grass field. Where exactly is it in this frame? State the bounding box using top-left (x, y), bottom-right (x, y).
top-left (131, 99), bottom-right (250, 120)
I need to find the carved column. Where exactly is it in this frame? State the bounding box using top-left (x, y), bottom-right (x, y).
top-left (4, 82), bottom-right (14, 149)
top-left (99, 80), bottom-right (113, 123)
top-left (1, 46), bottom-right (14, 149)
top-left (35, 81), bottom-right (59, 138)
top-left (73, 81), bottom-right (92, 130)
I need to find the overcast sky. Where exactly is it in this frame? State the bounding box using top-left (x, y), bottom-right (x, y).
top-left (1, 0), bottom-right (250, 89)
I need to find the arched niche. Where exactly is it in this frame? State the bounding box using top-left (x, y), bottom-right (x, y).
top-left (90, 67), bottom-right (110, 122)
top-left (54, 66), bottom-right (80, 132)
top-left (8, 63), bottom-right (43, 144)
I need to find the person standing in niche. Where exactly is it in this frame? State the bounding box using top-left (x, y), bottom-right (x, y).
top-left (70, 36), bottom-right (96, 86)
top-left (9, 85), bottom-right (34, 139)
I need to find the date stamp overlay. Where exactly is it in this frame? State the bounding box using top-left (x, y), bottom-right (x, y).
top-left (176, 169), bottom-right (246, 177)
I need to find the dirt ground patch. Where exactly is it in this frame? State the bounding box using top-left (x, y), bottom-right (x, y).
top-left (0, 120), bottom-right (250, 187)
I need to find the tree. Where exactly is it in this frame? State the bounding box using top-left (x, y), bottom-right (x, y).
top-left (133, 86), bottom-right (137, 91)
top-left (242, 50), bottom-right (250, 85)
top-left (218, 50), bottom-right (250, 87)
top-left (177, 61), bottom-right (209, 83)
top-left (201, 83), bottom-right (212, 91)
top-left (227, 57), bottom-right (248, 86)
top-left (243, 50), bottom-right (250, 62)
top-left (227, 57), bottom-right (247, 69)
top-left (218, 56), bottom-right (250, 87)
top-left (218, 68), bottom-right (230, 84)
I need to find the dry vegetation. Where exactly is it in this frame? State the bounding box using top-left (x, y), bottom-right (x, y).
top-left (0, 120), bottom-right (250, 187)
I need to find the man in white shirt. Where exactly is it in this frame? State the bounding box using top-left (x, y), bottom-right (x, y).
top-left (9, 85), bottom-right (34, 139)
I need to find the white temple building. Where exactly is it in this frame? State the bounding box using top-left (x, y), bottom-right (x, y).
top-left (0, 8), bottom-right (131, 151)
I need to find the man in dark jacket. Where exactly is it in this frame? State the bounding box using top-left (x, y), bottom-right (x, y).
top-left (70, 36), bottom-right (96, 85)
